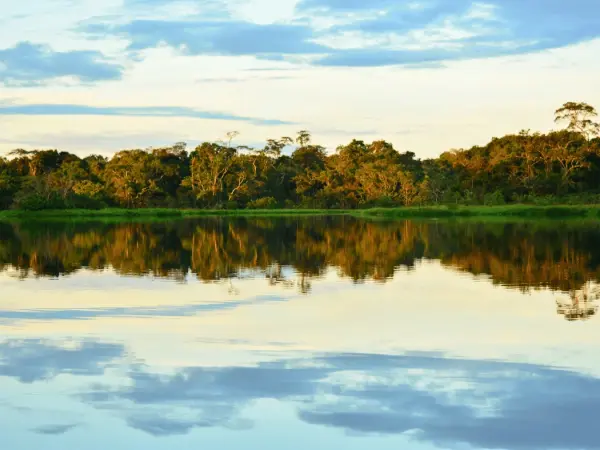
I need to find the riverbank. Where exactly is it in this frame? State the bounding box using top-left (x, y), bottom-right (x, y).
top-left (0, 208), bottom-right (351, 220)
top-left (1, 205), bottom-right (599, 221)
top-left (354, 205), bottom-right (600, 219)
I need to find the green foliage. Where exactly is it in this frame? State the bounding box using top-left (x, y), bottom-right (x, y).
top-left (11, 190), bottom-right (106, 211)
top-left (12, 192), bottom-right (65, 211)
top-left (364, 196), bottom-right (399, 208)
top-left (483, 190), bottom-right (506, 206)
top-left (247, 197), bottom-right (278, 209)
top-left (0, 175), bottom-right (19, 210)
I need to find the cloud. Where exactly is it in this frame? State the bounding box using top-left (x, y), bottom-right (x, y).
top-left (0, 339), bottom-right (125, 383)
top-left (80, 351), bottom-right (600, 449)
top-left (0, 42), bottom-right (123, 86)
top-left (78, 1), bottom-right (600, 67)
top-left (31, 424), bottom-right (80, 435)
top-left (79, 19), bottom-right (327, 57)
top-left (296, 0), bottom-right (473, 17)
top-left (244, 67), bottom-right (297, 72)
top-left (0, 104), bottom-right (293, 126)
top-left (125, 415), bottom-right (216, 436)
top-left (299, 0), bottom-right (600, 66)
top-left (196, 75), bottom-right (296, 83)
top-left (82, 360), bottom-right (330, 436)
top-left (0, 295), bottom-right (292, 322)
top-left (121, 0), bottom-right (227, 10)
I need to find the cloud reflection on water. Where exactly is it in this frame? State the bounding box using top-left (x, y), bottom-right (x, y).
top-left (0, 339), bottom-right (125, 383)
top-left (75, 351), bottom-right (600, 449)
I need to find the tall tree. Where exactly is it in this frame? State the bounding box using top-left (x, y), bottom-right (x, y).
top-left (555, 102), bottom-right (600, 140)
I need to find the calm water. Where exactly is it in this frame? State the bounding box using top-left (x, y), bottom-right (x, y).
top-left (1, 217), bottom-right (599, 450)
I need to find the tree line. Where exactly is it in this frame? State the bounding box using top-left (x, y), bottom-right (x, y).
top-left (1, 102), bottom-right (599, 210)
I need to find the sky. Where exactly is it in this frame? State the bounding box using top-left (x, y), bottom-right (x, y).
top-left (1, 0), bottom-right (600, 158)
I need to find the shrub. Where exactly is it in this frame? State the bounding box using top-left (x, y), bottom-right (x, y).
top-left (13, 192), bottom-right (65, 211)
top-left (67, 194), bottom-right (107, 210)
top-left (247, 197), bottom-right (278, 209)
top-left (483, 190), bottom-right (506, 206)
top-left (367, 196), bottom-right (398, 208)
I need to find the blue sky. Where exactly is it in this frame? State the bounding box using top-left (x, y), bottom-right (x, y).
top-left (1, 0), bottom-right (600, 157)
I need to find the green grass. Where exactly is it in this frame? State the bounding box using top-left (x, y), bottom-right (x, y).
top-left (356, 204), bottom-right (600, 219)
top-left (0, 208), bottom-right (351, 220)
top-left (0, 204), bottom-right (599, 221)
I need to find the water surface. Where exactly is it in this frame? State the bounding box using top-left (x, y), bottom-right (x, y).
top-left (1, 217), bottom-right (599, 450)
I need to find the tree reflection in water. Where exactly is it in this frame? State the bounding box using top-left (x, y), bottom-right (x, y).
top-left (1, 217), bottom-right (600, 319)
top-left (556, 282), bottom-right (600, 321)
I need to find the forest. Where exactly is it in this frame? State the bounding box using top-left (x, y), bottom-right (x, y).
top-left (1, 102), bottom-right (599, 210)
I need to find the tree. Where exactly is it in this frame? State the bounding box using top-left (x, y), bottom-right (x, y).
top-left (185, 143), bottom-right (237, 206)
top-left (264, 136), bottom-right (293, 157)
top-left (47, 160), bottom-right (88, 200)
top-left (292, 144), bottom-right (327, 203)
top-left (547, 131), bottom-right (592, 192)
top-left (219, 131), bottom-right (240, 148)
top-left (555, 102), bottom-right (600, 140)
top-left (72, 180), bottom-right (104, 200)
top-left (104, 150), bottom-right (167, 207)
top-left (0, 157), bottom-right (19, 209)
top-left (84, 155), bottom-right (108, 180)
top-left (296, 130), bottom-right (311, 147)
top-left (398, 171), bottom-right (418, 205)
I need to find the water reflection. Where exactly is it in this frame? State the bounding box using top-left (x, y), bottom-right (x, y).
top-left (2, 218), bottom-right (600, 449)
top-left (556, 282), bottom-right (600, 321)
top-left (31, 424), bottom-right (80, 436)
top-left (86, 351), bottom-right (599, 449)
top-left (0, 339), bottom-right (124, 383)
top-left (0, 217), bottom-right (600, 450)
top-left (1, 217), bottom-right (600, 316)
top-left (2, 337), bottom-right (600, 449)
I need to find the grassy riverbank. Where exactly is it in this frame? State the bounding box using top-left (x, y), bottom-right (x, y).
top-left (0, 208), bottom-right (351, 220)
top-left (1, 205), bottom-right (599, 221)
top-left (355, 204), bottom-right (600, 219)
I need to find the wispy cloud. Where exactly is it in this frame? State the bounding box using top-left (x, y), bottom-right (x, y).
top-left (0, 295), bottom-right (292, 322)
top-left (0, 103), bottom-right (294, 126)
top-left (31, 424), bottom-right (80, 435)
top-left (0, 42), bottom-right (123, 86)
top-left (79, 19), bottom-right (327, 57)
top-left (244, 67), bottom-right (297, 72)
top-left (195, 75), bottom-right (296, 83)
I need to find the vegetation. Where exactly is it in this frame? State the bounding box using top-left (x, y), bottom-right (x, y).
top-left (1, 102), bottom-right (599, 211)
top-left (356, 205), bottom-right (600, 219)
top-left (0, 208), bottom-right (350, 219)
top-left (1, 204), bottom-right (600, 221)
